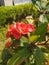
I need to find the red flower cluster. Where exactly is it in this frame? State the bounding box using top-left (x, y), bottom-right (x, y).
top-left (6, 22), bottom-right (35, 40)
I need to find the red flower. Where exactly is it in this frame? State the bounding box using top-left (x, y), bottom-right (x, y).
top-left (47, 23), bottom-right (49, 30)
top-left (6, 22), bottom-right (35, 40)
top-left (16, 22), bottom-right (28, 34)
top-left (12, 29), bottom-right (21, 39)
top-left (6, 24), bottom-right (21, 39)
top-left (6, 24), bottom-right (14, 38)
top-left (5, 41), bottom-right (12, 47)
top-left (26, 24), bottom-right (35, 32)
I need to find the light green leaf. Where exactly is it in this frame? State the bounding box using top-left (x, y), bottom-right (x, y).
top-left (44, 53), bottom-right (49, 61)
top-left (35, 1), bottom-right (41, 11)
top-left (20, 36), bottom-right (28, 43)
top-left (29, 55), bottom-right (35, 65)
top-left (39, 15), bottom-right (48, 23)
top-left (29, 35), bottom-right (40, 43)
top-left (41, 0), bottom-right (47, 9)
top-left (34, 47), bottom-right (45, 65)
top-left (7, 48), bottom-right (30, 65)
top-left (46, 5), bottom-right (49, 12)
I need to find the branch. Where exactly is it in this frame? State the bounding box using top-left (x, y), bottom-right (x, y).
top-left (34, 18), bottom-right (39, 22)
top-left (35, 39), bottom-right (49, 46)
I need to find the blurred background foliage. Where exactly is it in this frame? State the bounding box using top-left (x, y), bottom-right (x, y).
top-left (0, 0), bottom-right (49, 65)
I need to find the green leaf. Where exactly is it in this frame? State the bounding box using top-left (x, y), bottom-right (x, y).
top-left (32, 0), bottom-right (48, 10)
top-left (35, 1), bottom-right (42, 11)
top-left (7, 48), bottom-right (30, 65)
top-left (20, 36), bottom-right (28, 43)
top-left (2, 49), bottom-right (12, 65)
top-left (22, 59), bottom-right (31, 65)
top-left (39, 15), bottom-right (48, 23)
top-left (32, 0), bottom-right (42, 10)
top-left (20, 36), bottom-right (28, 47)
top-left (34, 47), bottom-right (45, 65)
top-left (34, 23), bottom-right (47, 41)
top-left (41, 0), bottom-right (47, 9)
top-left (41, 47), bottom-right (49, 53)
top-left (46, 4), bottom-right (49, 12)
top-left (29, 35), bottom-right (40, 43)
top-left (44, 53), bottom-right (49, 61)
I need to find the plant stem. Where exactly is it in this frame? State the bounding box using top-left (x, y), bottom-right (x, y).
top-left (35, 39), bottom-right (49, 46)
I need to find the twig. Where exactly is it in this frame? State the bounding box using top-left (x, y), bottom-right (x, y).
top-left (35, 39), bottom-right (49, 46)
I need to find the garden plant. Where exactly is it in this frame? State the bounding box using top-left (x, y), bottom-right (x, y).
top-left (1, 0), bottom-right (49, 65)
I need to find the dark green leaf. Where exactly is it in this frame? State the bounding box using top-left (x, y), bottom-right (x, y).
top-left (34, 23), bottom-right (47, 41)
top-left (2, 49), bottom-right (12, 65)
top-left (7, 48), bottom-right (30, 65)
top-left (25, 60), bottom-right (31, 65)
top-left (34, 47), bottom-right (45, 65)
top-left (41, 47), bottom-right (49, 53)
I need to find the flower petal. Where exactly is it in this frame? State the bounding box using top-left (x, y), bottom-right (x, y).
top-left (16, 22), bottom-right (28, 34)
top-left (26, 24), bottom-right (35, 32)
top-left (12, 29), bottom-right (21, 39)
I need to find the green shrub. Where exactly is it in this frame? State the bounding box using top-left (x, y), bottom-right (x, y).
top-left (0, 3), bottom-right (33, 26)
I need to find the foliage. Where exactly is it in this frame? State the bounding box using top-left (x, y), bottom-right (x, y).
top-left (1, 0), bottom-right (49, 65)
top-left (0, 3), bottom-right (33, 26)
top-left (0, 26), bottom-right (8, 42)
